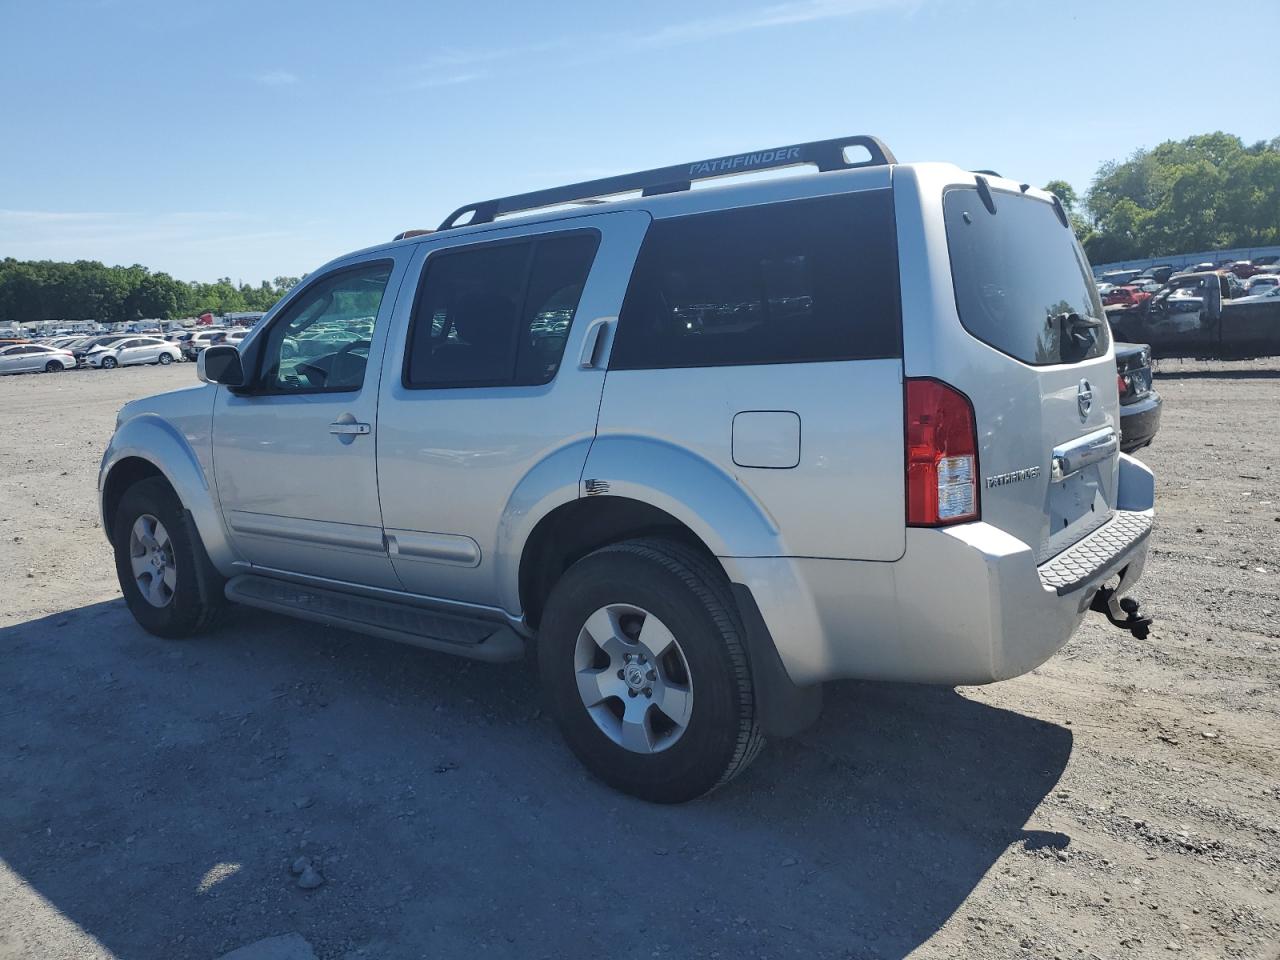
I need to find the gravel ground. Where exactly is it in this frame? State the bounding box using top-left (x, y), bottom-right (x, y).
top-left (1, 360), bottom-right (1277, 960)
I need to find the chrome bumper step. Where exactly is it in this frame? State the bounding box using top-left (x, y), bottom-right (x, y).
top-left (225, 574), bottom-right (525, 663)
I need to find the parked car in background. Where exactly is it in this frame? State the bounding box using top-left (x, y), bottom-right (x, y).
top-left (1115, 343), bottom-right (1161, 453)
top-left (180, 329), bottom-right (228, 361)
top-left (74, 335), bottom-right (131, 366)
top-left (1222, 261), bottom-right (1258, 279)
top-left (0, 343), bottom-right (75, 374)
top-left (1137, 265), bottom-right (1175, 285)
top-left (1100, 269), bottom-right (1143, 286)
top-left (1231, 284), bottom-right (1280, 304)
top-left (87, 336), bottom-right (181, 369)
top-left (215, 330), bottom-right (249, 350)
top-left (1102, 285), bottom-right (1152, 308)
top-left (1245, 274), bottom-right (1279, 293)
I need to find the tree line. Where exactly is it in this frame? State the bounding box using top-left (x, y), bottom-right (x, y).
top-left (1046, 132), bottom-right (1280, 264)
top-left (0, 258), bottom-right (300, 325)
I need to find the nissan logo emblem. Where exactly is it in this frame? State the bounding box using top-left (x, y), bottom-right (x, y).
top-left (1077, 379), bottom-right (1093, 419)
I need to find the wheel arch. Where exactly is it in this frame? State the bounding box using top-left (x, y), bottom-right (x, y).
top-left (509, 437), bottom-right (786, 627)
top-left (517, 496), bottom-right (718, 630)
top-left (99, 414), bottom-right (235, 570)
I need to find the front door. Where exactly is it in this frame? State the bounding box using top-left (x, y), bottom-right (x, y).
top-left (212, 255), bottom-right (406, 589)
top-left (117, 339), bottom-right (152, 366)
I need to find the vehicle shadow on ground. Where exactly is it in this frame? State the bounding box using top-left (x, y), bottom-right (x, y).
top-left (0, 600), bottom-right (1072, 960)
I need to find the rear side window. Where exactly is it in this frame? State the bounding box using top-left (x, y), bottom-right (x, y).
top-left (610, 191), bottom-right (901, 370)
top-left (943, 187), bottom-right (1109, 365)
top-left (405, 231), bottom-right (600, 388)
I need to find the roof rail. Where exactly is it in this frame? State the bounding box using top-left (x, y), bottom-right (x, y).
top-left (438, 134), bottom-right (896, 230)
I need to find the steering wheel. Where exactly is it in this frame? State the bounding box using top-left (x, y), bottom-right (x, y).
top-left (334, 338), bottom-right (372, 359)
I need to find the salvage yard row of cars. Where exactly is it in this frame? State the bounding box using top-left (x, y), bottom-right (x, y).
top-left (0, 329), bottom-right (250, 374)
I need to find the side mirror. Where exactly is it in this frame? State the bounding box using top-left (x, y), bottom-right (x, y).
top-left (198, 344), bottom-right (246, 386)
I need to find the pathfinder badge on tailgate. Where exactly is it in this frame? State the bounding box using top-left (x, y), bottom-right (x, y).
top-left (986, 466), bottom-right (1042, 489)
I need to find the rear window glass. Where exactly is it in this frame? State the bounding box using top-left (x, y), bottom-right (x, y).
top-left (404, 231), bottom-right (599, 388)
top-left (610, 191), bottom-right (901, 370)
top-left (943, 188), bottom-right (1108, 365)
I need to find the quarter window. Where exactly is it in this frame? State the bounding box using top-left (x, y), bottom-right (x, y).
top-left (257, 261), bottom-right (392, 393)
top-left (405, 231), bottom-right (600, 388)
top-left (610, 192), bottom-right (902, 370)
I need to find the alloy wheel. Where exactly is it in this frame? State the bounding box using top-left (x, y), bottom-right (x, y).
top-left (129, 513), bottom-right (176, 608)
top-left (573, 603), bottom-right (694, 754)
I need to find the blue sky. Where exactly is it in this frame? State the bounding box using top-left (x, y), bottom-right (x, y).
top-left (2, 0), bottom-right (1277, 283)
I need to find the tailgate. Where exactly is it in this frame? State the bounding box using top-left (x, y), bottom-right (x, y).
top-left (937, 180), bottom-right (1118, 562)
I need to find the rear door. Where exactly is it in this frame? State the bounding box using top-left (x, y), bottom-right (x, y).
top-left (376, 211), bottom-right (649, 607)
top-left (899, 169), bottom-right (1118, 563)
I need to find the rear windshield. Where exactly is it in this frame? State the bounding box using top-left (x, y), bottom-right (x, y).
top-left (943, 187), bottom-right (1108, 366)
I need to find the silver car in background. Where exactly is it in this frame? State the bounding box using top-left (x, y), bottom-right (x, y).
top-left (0, 343), bottom-right (75, 374)
top-left (87, 336), bottom-right (181, 369)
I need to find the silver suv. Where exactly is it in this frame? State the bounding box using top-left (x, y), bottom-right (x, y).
top-left (99, 136), bottom-right (1154, 802)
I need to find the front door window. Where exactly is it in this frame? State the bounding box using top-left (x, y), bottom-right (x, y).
top-left (258, 263), bottom-right (392, 393)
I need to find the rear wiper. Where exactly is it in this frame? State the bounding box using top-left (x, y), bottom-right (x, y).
top-left (1049, 311), bottom-right (1103, 329)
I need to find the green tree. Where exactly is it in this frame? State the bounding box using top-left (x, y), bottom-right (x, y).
top-left (1043, 179), bottom-right (1078, 212)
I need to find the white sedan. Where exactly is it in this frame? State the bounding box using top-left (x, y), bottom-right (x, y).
top-left (0, 343), bottom-right (76, 375)
top-left (86, 336), bottom-right (182, 369)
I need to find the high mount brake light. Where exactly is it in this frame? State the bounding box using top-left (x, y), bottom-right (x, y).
top-left (905, 378), bottom-right (979, 526)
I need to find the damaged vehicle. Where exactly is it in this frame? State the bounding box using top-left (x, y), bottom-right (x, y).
top-left (100, 136), bottom-right (1155, 802)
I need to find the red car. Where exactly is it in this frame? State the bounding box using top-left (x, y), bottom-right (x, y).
top-left (1102, 285), bottom-right (1152, 308)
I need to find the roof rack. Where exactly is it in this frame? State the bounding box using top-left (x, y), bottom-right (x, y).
top-left (438, 134), bottom-right (896, 230)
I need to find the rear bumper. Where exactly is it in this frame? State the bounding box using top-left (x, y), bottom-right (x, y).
top-left (1120, 390), bottom-right (1162, 453)
top-left (723, 454), bottom-right (1155, 687)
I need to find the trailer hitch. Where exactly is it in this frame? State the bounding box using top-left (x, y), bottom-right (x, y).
top-left (1091, 587), bottom-right (1152, 640)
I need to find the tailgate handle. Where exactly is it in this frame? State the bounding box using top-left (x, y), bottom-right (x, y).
top-left (1051, 427), bottom-right (1118, 482)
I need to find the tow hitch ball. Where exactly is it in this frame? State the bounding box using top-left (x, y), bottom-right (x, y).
top-left (1091, 587), bottom-right (1152, 640)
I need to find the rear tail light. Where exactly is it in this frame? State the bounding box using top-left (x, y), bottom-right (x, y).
top-left (905, 378), bottom-right (979, 526)
top-left (1117, 373), bottom-right (1129, 398)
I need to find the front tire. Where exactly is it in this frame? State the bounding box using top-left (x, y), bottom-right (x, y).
top-left (101, 356), bottom-right (118, 369)
top-left (538, 538), bottom-right (763, 803)
top-left (112, 477), bottom-right (224, 638)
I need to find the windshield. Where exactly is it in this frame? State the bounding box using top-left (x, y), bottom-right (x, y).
top-left (944, 187), bottom-right (1109, 366)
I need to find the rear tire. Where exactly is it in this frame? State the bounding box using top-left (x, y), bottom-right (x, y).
top-left (158, 352), bottom-right (173, 365)
top-left (44, 360), bottom-right (63, 372)
top-left (538, 538), bottom-right (763, 803)
top-left (112, 477), bottom-right (224, 638)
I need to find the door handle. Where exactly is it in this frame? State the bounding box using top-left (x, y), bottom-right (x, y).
top-left (329, 421), bottom-right (371, 436)
top-left (578, 316), bottom-right (614, 369)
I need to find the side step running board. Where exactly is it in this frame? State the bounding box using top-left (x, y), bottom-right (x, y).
top-left (224, 574), bottom-right (525, 663)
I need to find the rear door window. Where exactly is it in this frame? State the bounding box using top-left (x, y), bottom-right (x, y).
top-left (610, 191), bottom-right (901, 370)
top-left (943, 187), bottom-right (1109, 365)
top-left (404, 231), bottom-right (600, 388)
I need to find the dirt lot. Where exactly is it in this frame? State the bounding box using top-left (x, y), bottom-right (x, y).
top-left (1, 360), bottom-right (1277, 960)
